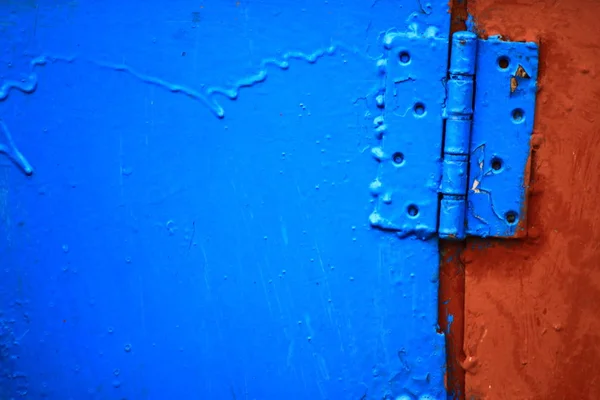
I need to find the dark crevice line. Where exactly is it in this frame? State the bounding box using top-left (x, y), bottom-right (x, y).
top-left (439, 1), bottom-right (469, 400)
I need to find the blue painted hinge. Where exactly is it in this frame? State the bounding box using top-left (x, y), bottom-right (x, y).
top-left (369, 31), bottom-right (539, 240)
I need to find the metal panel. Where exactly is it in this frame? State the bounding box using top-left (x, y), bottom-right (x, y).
top-left (0, 1), bottom-right (450, 399)
top-left (466, 38), bottom-right (539, 238)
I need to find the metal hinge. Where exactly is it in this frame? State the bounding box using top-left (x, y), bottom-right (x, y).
top-left (369, 30), bottom-right (539, 240)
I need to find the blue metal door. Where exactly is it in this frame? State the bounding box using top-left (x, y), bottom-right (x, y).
top-left (1, 2), bottom-right (451, 399)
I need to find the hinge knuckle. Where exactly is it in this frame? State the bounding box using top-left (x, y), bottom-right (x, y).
top-left (449, 31), bottom-right (478, 76)
top-left (446, 78), bottom-right (474, 115)
top-left (444, 117), bottom-right (471, 155)
top-left (439, 196), bottom-right (467, 239)
top-left (441, 155), bottom-right (469, 196)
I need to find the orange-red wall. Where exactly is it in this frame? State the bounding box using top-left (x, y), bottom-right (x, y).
top-left (459, 1), bottom-right (600, 398)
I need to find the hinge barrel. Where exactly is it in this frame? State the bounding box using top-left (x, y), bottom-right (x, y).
top-left (438, 31), bottom-right (477, 240)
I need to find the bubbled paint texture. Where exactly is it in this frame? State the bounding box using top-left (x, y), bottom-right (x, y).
top-left (0, 1), bottom-right (452, 399)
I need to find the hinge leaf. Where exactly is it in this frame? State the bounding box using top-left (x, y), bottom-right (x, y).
top-left (369, 33), bottom-right (449, 238)
top-left (465, 38), bottom-right (539, 238)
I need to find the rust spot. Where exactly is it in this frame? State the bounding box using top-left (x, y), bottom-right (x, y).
top-left (510, 76), bottom-right (518, 93)
top-left (511, 65), bottom-right (530, 93)
top-left (515, 64), bottom-right (530, 78)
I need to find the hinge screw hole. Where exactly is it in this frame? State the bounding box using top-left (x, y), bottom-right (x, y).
top-left (399, 51), bottom-right (411, 64)
top-left (505, 211), bottom-right (518, 225)
top-left (491, 157), bottom-right (503, 171)
top-left (498, 56), bottom-right (510, 70)
top-left (512, 108), bottom-right (525, 123)
top-left (392, 152), bottom-right (405, 165)
top-left (407, 205), bottom-right (419, 218)
top-left (413, 103), bottom-right (426, 116)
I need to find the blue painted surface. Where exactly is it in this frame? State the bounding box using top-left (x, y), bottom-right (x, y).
top-left (0, 1), bottom-right (451, 399)
top-left (466, 38), bottom-right (539, 238)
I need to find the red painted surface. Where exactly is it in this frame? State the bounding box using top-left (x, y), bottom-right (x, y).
top-left (462, 1), bottom-right (600, 398)
top-left (439, 241), bottom-right (466, 398)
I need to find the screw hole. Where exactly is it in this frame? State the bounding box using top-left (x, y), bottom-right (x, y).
top-left (512, 108), bottom-right (525, 123)
top-left (392, 152), bottom-right (404, 165)
top-left (407, 205), bottom-right (419, 217)
top-left (505, 211), bottom-right (518, 224)
top-left (413, 103), bottom-right (426, 116)
top-left (491, 157), bottom-right (503, 171)
top-left (498, 56), bottom-right (510, 69)
top-left (399, 51), bottom-right (411, 64)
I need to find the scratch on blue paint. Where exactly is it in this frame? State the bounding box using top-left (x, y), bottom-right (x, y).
top-left (446, 313), bottom-right (454, 333)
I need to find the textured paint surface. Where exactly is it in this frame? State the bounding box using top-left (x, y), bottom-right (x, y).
top-left (465, 1), bottom-right (600, 399)
top-left (0, 1), bottom-right (452, 399)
